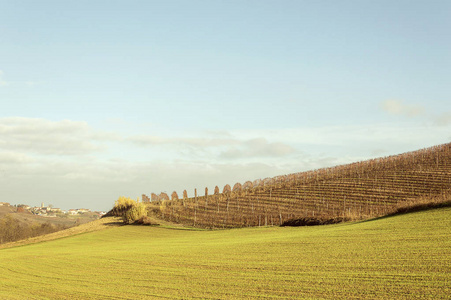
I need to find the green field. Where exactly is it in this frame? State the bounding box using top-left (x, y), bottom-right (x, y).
top-left (0, 208), bottom-right (450, 299)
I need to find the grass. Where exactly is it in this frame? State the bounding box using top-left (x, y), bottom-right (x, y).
top-left (0, 208), bottom-right (449, 299)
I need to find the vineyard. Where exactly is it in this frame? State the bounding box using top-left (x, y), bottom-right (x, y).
top-left (146, 143), bottom-right (451, 228)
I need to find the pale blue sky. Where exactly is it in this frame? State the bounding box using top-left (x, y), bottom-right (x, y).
top-left (1, 1), bottom-right (450, 211)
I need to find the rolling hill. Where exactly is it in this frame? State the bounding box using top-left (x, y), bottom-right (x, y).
top-left (0, 204), bottom-right (102, 244)
top-left (147, 143), bottom-right (451, 228)
top-left (1, 143), bottom-right (449, 299)
top-left (0, 207), bottom-right (449, 299)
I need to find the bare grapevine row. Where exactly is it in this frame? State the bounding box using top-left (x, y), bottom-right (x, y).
top-left (146, 143), bottom-right (451, 228)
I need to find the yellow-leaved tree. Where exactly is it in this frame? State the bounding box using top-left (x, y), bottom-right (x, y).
top-left (112, 196), bottom-right (147, 224)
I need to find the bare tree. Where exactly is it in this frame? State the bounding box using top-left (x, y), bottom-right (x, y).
top-left (159, 192), bottom-right (170, 201)
top-left (223, 184), bottom-right (231, 194)
top-left (243, 181), bottom-right (253, 190)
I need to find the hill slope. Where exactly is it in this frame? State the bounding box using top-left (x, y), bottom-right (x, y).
top-left (148, 142), bottom-right (451, 228)
top-left (0, 216), bottom-right (122, 250)
top-left (0, 203), bottom-right (103, 244)
top-left (0, 207), bottom-right (449, 299)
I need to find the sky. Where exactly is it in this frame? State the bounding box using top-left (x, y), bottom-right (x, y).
top-left (1, 0), bottom-right (450, 211)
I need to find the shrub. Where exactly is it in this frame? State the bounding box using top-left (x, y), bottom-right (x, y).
top-left (107, 196), bottom-right (149, 224)
top-left (105, 196), bottom-right (139, 218)
top-left (114, 196), bottom-right (136, 212)
top-left (123, 202), bottom-right (147, 224)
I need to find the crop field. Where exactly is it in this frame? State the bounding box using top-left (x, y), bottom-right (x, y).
top-left (0, 207), bottom-right (449, 299)
top-left (148, 143), bottom-right (451, 228)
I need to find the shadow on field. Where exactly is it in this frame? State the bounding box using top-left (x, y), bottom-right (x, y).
top-left (103, 220), bottom-right (125, 226)
top-left (359, 200), bottom-right (451, 224)
top-left (280, 217), bottom-right (349, 227)
top-left (280, 200), bottom-right (451, 227)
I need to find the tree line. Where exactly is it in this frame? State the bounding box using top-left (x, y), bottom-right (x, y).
top-left (0, 215), bottom-right (68, 244)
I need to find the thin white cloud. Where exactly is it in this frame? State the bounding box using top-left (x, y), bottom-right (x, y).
top-left (128, 122), bottom-right (450, 164)
top-left (0, 117), bottom-right (117, 156)
top-left (128, 135), bottom-right (236, 147)
top-left (380, 100), bottom-right (451, 127)
top-left (220, 138), bottom-right (296, 159)
top-left (128, 134), bottom-right (297, 160)
top-left (380, 99), bottom-right (425, 117)
top-left (203, 130), bottom-right (233, 138)
top-left (128, 135), bottom-right (172, 146)
top-left (0, 151), bottom-right (34, 164)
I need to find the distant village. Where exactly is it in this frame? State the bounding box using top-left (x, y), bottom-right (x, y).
top-left (0, 202), bottom-right (106, 218)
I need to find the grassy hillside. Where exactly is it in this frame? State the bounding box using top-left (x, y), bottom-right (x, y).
top-left (0, 205), bottom-right (15, 216)
top-left (0, 204), bottom-right (101, 244)
top-left (0, 205), bottom-right (98, 227)
top-left (0, 216), bottom-right (122, 250)
top-left (0, 207), bottom-right (449, 299)
top-left (148, 143), bottom-right (451, 228)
